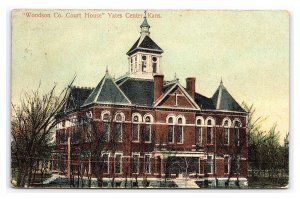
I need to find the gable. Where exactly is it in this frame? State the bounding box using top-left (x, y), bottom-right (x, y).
top-left (155, 85), bottom-right (199, 109)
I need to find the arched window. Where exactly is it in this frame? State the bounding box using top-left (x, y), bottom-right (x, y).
top-left (196, 116), bottom-right (204, 146)
top-left (114, 113), bottom-right (125, 142)
top-left (101, 111), bottom-right (111, 141)
top-left (223, 118), bottom-right (231, 145)
top-left (205, 117), bottom-right (215, 145)
top-left (233, 119), bottom-right (242, 146)
top-left (143, 114), bottom-right (153, 143)
top-left (176, 116), bottom-right (185, 144)
top-left (167, 115), bottom-right (175, 143)
top-left (132, 113), bottom-right (142, 142)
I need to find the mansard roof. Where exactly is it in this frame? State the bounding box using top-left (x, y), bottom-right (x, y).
top-left (126, 35), bottom-right (163, 56)
top-left (211, 82), bottom-right (245, 112)
top-left (82, 72), bottom-right (131, 106)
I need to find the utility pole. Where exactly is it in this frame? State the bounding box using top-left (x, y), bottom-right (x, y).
top-left (67, 136), bottom-right (71, 178)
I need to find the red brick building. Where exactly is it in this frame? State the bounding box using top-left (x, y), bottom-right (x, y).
top-left (53, 15), bottom-right (248, 187)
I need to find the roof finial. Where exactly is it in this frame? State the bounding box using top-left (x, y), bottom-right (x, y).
top-left (174, 73), bottom-right (179, 81)
top-left (220, 77), bottom-right (223, 85)
top-left (144, 10), bottom-right (147, 18)
top-left (105, 65), bottom-right (109, 74)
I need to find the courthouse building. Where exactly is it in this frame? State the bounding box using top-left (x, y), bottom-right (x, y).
top-left (53, 15), bottom-right (248, 186)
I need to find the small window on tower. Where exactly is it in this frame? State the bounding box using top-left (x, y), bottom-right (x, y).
top-left (142, 55), bottom-right (147, 72)
top-left (152, 57), bottom-right (157, 73)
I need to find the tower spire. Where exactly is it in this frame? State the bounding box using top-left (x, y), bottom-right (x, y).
top-left (140, 10), bottom-right (150, 36)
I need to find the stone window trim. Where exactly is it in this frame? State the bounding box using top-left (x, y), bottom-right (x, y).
top-left (222, 117), bottom-right (232, 127)
top-left (101, 110), bottom-right (111, 122)
top-left (195, 116), bottom-right (205, 126)
top-left (205, 116), bottom-right (215, 126)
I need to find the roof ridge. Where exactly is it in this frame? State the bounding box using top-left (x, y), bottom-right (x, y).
top-left (93, 75), bottom-right (107, 103)
top-left (216, 85), bottom-right (223, 109)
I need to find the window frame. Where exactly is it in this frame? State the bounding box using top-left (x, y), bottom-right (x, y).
top-left (102, 153), bottom-right (110, 174)
top-left (195, 116), bottom-right (204, 146)
top-left (132, 113), bottom-right (142, 142)
top-left (132, 153), bottom-right (140, 174)
top-left (224, 155), bottom-right (230, 174)
top-left (205, 155), bottom-right (214, 174)
top-left (167, 115), bottom-right (176, 144)
top-left (144, 154), bottom-right (151, 174)
top-left (114, 112), bottom-right (125, 142)
top-left (143, 114), bottom-right (154, 143)
top-left (205, 117), bottom-right (215, 145)
top-left (114, 153), bottom-right (123, 174)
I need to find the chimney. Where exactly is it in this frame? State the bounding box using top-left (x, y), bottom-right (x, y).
top-left (186, 77), bottom-right (196, 99)
top-left (154, 74), bottom-right (164, 101)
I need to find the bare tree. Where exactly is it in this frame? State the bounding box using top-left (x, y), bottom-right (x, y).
top-left (11, 80), bottom-right (73, 187)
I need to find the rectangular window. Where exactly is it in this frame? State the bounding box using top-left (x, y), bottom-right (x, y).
top-left (177, 126), bottom-right (183, 144)
top-left (132, 124), bottom-right (139, 142)
top-left (205, 155), bottom-right (213, 174)
top-left (152, 63), bottom-right (157, 73)
top-left (207, 127), bottom-right (213, 144)
top-left (145, 124), bottom-right (151, 142)
top-left (116, 123), bottom-right (122, 142)
top-left (115, 154), bottom-right (122, 174)
top-left (156, 156), bottom-right (161, 174)
top-left (236, 155), bottom-right (240, 172)
top-left (224, 128), bottom-right (229, 145)
top-left (224, 156), bottom-right (229, 174)
top-left (234, 128), bottom-right (240, 146)
top-left (102, 154), bottom-right (109, 174)
top-left (144, 155), bottom-right (151, 173)
top-left (103, 122), bottom-right (110, 141)
top-left (142, 61), bottom-right (147, 72)
top-left (133, 154), bottom-right (139, 174)
top-left (196, 127), bottom-right (203, 145)
top-left (168, 125), bottom-right (174, 143)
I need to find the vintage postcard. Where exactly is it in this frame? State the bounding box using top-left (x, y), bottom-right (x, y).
top-left (11, 9), bottom-right (289, 189)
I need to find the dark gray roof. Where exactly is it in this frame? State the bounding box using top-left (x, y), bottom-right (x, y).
top-left (194, 92), bottom-right (215, 110)
top-left (59, 86), bottom-right (93, 115)
top-left (59, 74), bottom-right (244, 113)
top-left (163, 81), bottom-right (177, 93)
top-left (82, 73), bottom-right (131, 106)
top-left (118, 78), bottom-right (154, 106)
top-left (127, 35), bottom-right (163, 55)
top-left (211, 82), bottom-right (245, 112)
